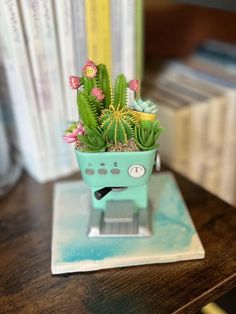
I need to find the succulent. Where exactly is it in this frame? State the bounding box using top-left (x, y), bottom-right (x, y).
top-left (130, 99), bottom-right (157, 114)
top-left (77, 91), bottom-right (98, 129)
top-left (100, 104), bottom-right (137, 144)
top-left (134, 120), bottom-right (162, 151)
top-left (78, 127), bottom-right (108, 152)
top-left (64, 122), bottom-right (84, 143)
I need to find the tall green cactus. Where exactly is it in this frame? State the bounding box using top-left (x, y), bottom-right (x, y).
top-left (77, 91), bottom-right (98, 129)
top-left (100, 105), bottom-right (137, 144)
top-left (113, 74), bottom-right (127, 109)
top-left (97, 64), bottom-right (111, 108)
top-left (82, 77), bottom-right (96, 94)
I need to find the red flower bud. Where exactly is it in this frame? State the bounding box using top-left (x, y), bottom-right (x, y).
top-left (129, 79), bottom-right (139, 92)
top-left (91, 87), bottom-right (105, 101)
top-left (69, 76), bottom-right (81, 89)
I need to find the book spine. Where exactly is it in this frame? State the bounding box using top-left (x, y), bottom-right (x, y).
top-left (202, 97), bottom-right (227, 193)
top-left (85, 0), bottom-right (111, 73)
top-left (53, 0), bottom-right (78, 122)
top-left (157, 104), bottom-right (175, 166)
top-left (188, 103), bottom-right (208, 184)
top-left (121, 0), bottom-right (135, 80)
top-left (20, 0), bottom-right (60, 180)
top-left (53, 0), bottom-right (79, 171)
top-left (135, 0), bottom-right (143, 82)
top-left (110, 0), bottom-right (122, 81)
top-left (173, 108), bottom-right (191, 175)
top-left (38, 0), bottom-right (75, 177)
top-left (2, 0), bottom-right (46, 181)
top-left (71, 0), bottom-right (87, 75)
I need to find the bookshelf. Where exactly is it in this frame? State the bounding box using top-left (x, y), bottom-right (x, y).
top-left (143, 3), bottom-right (236, 206)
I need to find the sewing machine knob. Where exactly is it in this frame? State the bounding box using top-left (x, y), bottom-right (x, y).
top-left (128, 165), bottom-right (145, 178)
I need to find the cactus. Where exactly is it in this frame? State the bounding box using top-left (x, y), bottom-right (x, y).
top-left (100, 104), bottom-right (137, 144)
top-left (130, 99), bottom-right (157, 113)
top-left (97, 64), bottom-right (111, 108)
top-left (78, 127), bottom-right (108, 152)
top-left (113, 74), bottom-right (127, 109)
top-left (77, 91), bottom-right (98, 129)
top-left (134, 120), bottom-right (162, 151)
top-left (81, 77), bottom-right (97, 94)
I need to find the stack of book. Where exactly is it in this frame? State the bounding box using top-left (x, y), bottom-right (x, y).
top-left (146, 40), bottom-right (236, 205)
top-left (0, 0), bottom-right (143, 182)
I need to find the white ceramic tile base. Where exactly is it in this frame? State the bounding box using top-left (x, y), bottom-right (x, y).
top-left (51, 172), bottom-right (205, 274)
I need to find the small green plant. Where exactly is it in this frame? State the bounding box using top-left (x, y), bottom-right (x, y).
top-left (134, 120), bottom-right (162, 151)
top-left (78, 127), bottom-right (108, 152)
top-left (130, 99), bottom-right (157, 113)
top-left (100, 104), bottom-right (137, 144)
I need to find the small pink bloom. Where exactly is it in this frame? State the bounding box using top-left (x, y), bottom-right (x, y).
top-left (91, 87), bottom-right (104, 101)
top-left (83, 60), bottom-right (97, 78)
top-left (69, 76), bottom-right (81, 89)
top-left (63, 136), bottom-right (77, 144)
top-left (63, 123), bottom-right (84, 144)
top-left (129, 79), bottom-right (139, 92)
top-left (77, 122), bottom-right (85, 135)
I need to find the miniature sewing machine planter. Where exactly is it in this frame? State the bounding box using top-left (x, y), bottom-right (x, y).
top-left (65, 60), bottom-right (162, 238)
top-left (75, 149), bottom-right (159, 237)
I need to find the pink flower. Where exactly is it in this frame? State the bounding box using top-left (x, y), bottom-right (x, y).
top-left (63, 123), bottom-right (85, 143)
top-left (83, 60), bottom-right (97, 78)
top-left (77, 122), bottom-right (85, 135)
top-left (91, 87), bottom-right (104, 101)
top-left (129, 79), bottom-right (139, 92)
top-left (69, 76), bottom-right (81, 89)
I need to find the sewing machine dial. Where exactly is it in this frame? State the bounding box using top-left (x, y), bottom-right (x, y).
top-left (128, 165), bottom-right (146, 178)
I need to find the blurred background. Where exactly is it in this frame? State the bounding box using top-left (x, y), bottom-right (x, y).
top-left (1, 0), bottom-right (236, 209)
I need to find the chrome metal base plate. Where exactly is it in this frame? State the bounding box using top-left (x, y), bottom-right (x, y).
top-left (88, 200), bottom-right (151, 237)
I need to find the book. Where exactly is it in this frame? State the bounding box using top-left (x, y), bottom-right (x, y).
top-left (110, 0), bottom-right (122, 81)
top-left (157, 60), bottom-right (235, 203)
top-left (1, 0), bottom-right (46, 181)
top-left (121, 0), bottom-right (135, 80)
top-left (135, 0), bottom-right (144, 83)
top-left (158, 70), bottom-right (227, 194)
top-left (53, 0), bottom-right (78, 122)
top-left (85, 0), bottom-right (112, 73)
top-left (20, 0), bottom-right (75, 180)
top-left (71, 0), bottom-right (87, 76)
top-left (51, 173), bottom-right (205, 274)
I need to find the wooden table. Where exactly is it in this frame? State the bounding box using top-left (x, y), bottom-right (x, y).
top-left (0, 169), bottom-right (235, 314)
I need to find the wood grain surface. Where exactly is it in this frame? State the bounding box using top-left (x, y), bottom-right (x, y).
top-left (0, 168), bottom-right (235, 314)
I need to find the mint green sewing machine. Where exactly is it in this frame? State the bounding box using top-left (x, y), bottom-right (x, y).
top-left (75, 149), bottom-right (160, 237)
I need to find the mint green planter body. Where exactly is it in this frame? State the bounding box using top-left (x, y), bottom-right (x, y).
top-left (75, 149), bottom-right (157, 210)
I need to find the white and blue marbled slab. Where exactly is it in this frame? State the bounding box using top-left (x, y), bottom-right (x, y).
top-left (51, 172), bottom-right (205, 274)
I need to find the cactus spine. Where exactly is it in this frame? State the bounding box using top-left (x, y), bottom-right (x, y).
top-left (77, 91), bottom-right (98, 129)
top-left (100, 104), bottom-right (137, 144)
top-left (113, 74), bottom-right (127, 109)
top-left (97, 64), bottom-right (111, 108)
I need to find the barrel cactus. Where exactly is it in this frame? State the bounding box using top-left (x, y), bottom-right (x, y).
top-left (100, 104), bottom-right (137, 144)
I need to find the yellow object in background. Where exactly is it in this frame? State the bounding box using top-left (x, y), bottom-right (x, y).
top-left (201, 303), bottom-right (227, 314)
top-left (85, 0), bottom-right (111, 74)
